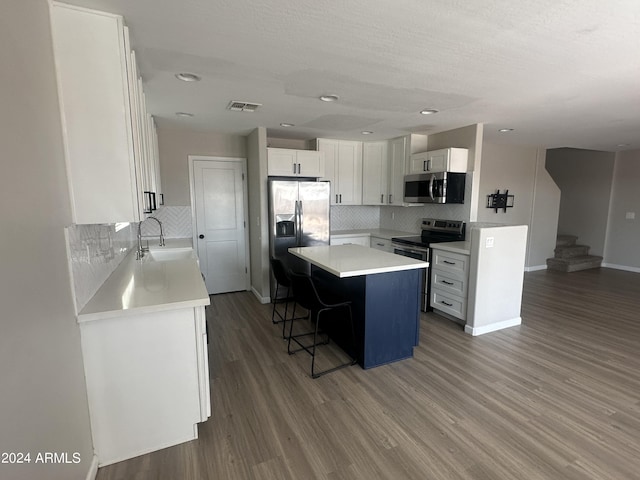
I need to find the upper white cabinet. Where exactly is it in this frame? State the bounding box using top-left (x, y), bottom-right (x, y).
top-left (387, 136), bottom-right (408, 206)
top-left (362, 141), bottom-right (388, 205)
top-left (267, 148), bottom-right (324, 177)
top-left (51, 3), bottom-right (161, 224)
top-left (315, 139), bottom-right (363, 205)
top-left (409, 148), bottom-right (468, 174)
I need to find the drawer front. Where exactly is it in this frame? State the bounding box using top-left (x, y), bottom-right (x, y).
top-left (431, 269), bottom-right (466, 296)
top-left (370, 236), bottom-right (392, 252)
top-left (330, 235), bottom-right (370, 246)
top-left (431, 289), bottom-right (466, 320)
top-left (431, 249), bottom-right (469, 276)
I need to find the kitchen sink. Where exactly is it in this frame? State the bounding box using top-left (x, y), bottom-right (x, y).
top-left (145, 247), bottom-right (195, 262)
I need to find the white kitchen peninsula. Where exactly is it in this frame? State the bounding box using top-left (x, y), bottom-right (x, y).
top-left (77, 246), bottom-right (210, 467)
top-left (430, 225), bottom-right (528, 336)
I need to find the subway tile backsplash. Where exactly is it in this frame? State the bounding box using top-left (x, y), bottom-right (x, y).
top-left (65, 207), bottom-right (193, 313)
top-left (65, 223), bottom-right (135, 313)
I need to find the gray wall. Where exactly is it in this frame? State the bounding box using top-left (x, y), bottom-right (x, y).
top-left (0, 1), bottom-right (94, 479)
top-left (604, 149), bottom-right (640, 269)
top-left (157, 127), bottom-right (247, 206)
top-left (247, 128), bottom-right (270, 301)
top-left (546, 148), bottom-right (615, 256)
top-left (478, 143), bottom-right (560, 268)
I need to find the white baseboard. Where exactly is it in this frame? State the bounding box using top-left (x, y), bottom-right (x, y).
top-left (251, 286), bottom-right (270, 304)
top-left (525, 265), bottom-right (547, 272)
top-left (601, 263), bottom-right (640, 273)
top-left (464, 317), bottom-right (522, 336)
top-left (85, 455), bottom-right (99, 480)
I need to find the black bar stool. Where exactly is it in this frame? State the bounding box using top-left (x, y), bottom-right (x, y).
top-left (287, 272), bottom-right (357, 379)
top-left (270, 257), bottom-right (300, 338)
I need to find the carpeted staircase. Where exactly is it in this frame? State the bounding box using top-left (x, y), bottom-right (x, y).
top-left (546, 235), bottom-right (603, 272)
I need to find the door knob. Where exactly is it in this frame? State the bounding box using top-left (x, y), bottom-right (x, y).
top-left (199, 234), bottom-right (205, 239)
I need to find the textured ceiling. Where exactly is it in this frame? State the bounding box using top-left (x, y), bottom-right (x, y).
top-left (60, 0), bottom-right (640, 150)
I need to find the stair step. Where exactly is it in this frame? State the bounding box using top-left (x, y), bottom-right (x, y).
top-left (556, 235), bottom-right (578, 247)
top-left (546, 255), bottom-right (603, 273)
top-left (554, 244), bottom-right (590, 258)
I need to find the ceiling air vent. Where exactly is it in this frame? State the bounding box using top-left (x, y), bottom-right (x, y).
top-left (227, 100), bottom-right (262, 112)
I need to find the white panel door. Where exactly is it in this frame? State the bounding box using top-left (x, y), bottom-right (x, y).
top-left (193, 159), bottom-right (249, 294)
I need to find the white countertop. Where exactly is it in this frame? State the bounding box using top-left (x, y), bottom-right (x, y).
top-left (330, 228), bottom-right (415, 239)
top-left (430, 241), bottom-right (471, 256)
top-left (289, 244), bottom-right (428, 278)
top-left (78, 246), bottom-right (209, 323)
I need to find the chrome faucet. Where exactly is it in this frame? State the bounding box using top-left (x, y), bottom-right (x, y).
top-left (137, 216), bottom-right (165, 259)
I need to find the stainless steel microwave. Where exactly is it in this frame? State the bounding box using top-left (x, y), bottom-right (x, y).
top-left (404, 172), bottom-right (466, 204)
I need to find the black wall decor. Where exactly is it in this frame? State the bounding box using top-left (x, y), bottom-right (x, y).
top-left (486, 189), bottom-right (514, 213)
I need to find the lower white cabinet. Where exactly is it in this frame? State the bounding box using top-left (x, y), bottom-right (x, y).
top-left (80, 306), bottom-right (210, 466)
top-left (330, 234), bottom-right (370, 246)
top-left (430, 249), bottom-right (470, 321)
top-left (370, 236), bottom-right (392, 252)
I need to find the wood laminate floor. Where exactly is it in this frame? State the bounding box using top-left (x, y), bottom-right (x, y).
top-left (96, 268), bottom-right (640, 479)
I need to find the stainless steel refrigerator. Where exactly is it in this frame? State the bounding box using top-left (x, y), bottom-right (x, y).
top-left (268, 179), bottom-right (330, 274)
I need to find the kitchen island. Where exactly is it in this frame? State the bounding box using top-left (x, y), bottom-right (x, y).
top-left (288, 245), bottom-right (428, 368)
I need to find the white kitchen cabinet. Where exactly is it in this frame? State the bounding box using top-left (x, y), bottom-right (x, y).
top-left (80, 305), bottom-right (210, 466)
top-left (362, 141), bottom-right (388, 205)
top-left (330, 234), bottom-right (370, 246)
top-left (315, 139), bottom-right (363, 205)
top-left (51, 3), bottom-right (162, 223)
top-left (387, 136), bottom-right (408, 206)
top-left (126, 38), bottom-right (163, 214)
top-left (370, 235), bottom-right (392, 252)
top-left (409, 148), bottom-right (468, 174)
top-left (267, 148), bottom-right (324, 177)
top-left (430, 248), bottom-right (470, 321)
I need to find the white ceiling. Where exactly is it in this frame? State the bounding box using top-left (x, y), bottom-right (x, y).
top-left (62, 0), bottom-right (640, 151)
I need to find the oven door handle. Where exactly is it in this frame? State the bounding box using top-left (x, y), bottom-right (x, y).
top-left (392, 244), bottom-right (429, 259)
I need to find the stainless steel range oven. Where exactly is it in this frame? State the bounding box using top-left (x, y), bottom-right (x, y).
top-left (392, 218), bottom-right (465, 312)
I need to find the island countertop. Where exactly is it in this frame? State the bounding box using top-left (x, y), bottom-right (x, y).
top-left (289, 244), bottom-right (428, 278)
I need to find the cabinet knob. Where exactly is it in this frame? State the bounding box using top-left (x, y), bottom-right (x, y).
top-left (199, 234), bottom-right (205, 239)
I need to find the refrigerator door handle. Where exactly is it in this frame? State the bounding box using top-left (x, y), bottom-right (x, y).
top-left (294, 200), bottom-right (300, 245)
top-left (298, 200), bottom-right (303, 243)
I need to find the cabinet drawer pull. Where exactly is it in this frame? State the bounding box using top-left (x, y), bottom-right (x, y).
top-left (440, 300), bottom-right (453, 307)
top-left (443, 260), bottom-right (456, 265)
top-left (376, 243), bottom-right (384, 246)
top-left (381, 194), bottom-right (384, 203)
top-left (441, 280), bottom-right (454, 285)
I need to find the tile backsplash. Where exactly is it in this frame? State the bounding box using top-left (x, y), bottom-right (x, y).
top-left (65, 223), bottom-right (136, 313)
top-left (140, 206), bottom-right (192, 239)
top-left (331, 205), bottom-right (380, 230)
top-left (66, 207), bottom-right (193, 313)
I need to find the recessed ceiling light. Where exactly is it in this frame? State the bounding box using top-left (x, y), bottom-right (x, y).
top-left (175, 72), bottom-right (201, 82)
top-left (617, 143), bottom-right (630, 147)
top-left (319, 94), bottom-right (339, 102)
top-left (361, 131), bottom-right (373, 135)
top-left (280, 123), bottom-right (295, 127)
top-left (499, 128), bottom-right (514, 132)
top-left (175, 112), bottom-right (194, 117)
top-left (420, 109), bottom-right (439, 115)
